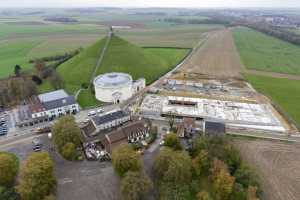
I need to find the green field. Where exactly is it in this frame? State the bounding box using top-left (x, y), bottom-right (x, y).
top-left (58, 35), bottom-right (189, 107)
top-left (234, 27), bottom-right (300, 75)
top-left (117, 24), bottom-right (222, 48)
top-left (0, 22), bottom-right (106, 78)
top-left (246, 74), bottom-right (300, 126)
top-left (288, 28), bottom-right (300, 36)
top-left (58, 38), bottom-right (107, 92)
top-left (77, 89), bottom-right (103, 108)
top-left (0, 22), bottom-right (218, 78)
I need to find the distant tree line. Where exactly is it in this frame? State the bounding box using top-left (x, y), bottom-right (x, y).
top-left (29, 48), bottom-right (82, 65)
top-left (163, 17), bottom-right (231, 25)
top-left (242, 22), bottom-right (300, 46)
top-left (44, 17), bottom-right (78, 23)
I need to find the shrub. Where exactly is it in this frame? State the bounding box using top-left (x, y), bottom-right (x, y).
top-left (164, 133), bottom-right (182, 150)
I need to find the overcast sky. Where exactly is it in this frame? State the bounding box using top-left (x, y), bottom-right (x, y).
top-left (1, 0), bottom-right (300, 8)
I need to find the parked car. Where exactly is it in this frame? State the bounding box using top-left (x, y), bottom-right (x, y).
top-left (88, 110), bottom-right (96, 116)
top-left (32, 138), bottom-right (42, 152)
top-left (97, 108), bottom-right (104, 113)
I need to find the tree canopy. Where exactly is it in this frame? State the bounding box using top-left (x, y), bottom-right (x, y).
top-left (52, 115), bottom-right (82, 152)
top-left (121, 171), bottom-right (152, 200)
top-left (61, 142), bottom-right (77, 161)
top-left (112, 144), bottom-right (142, 177)
top-left (154, 149), bottom-right (192, 199)
top-left (0, 152), bottom-right (19, 187)
top-left (211, 159), bottom-right (235, 200)
top-left (17, 152), bottom-right (56, 200)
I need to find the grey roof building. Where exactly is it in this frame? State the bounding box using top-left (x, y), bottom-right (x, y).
top-left (43, 96), bottom-right (77, 110)
top-left (38, 89), bottom-right (68, 102)
top-left (29, 89), bottom-right (80, 120)
top-left (91, 110), bottom-right (130, 131)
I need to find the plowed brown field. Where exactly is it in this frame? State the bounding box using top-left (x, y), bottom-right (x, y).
top-left (180, 29), bottom-right (243, 79)
top-left (234, 138), bottom-right (300, 200)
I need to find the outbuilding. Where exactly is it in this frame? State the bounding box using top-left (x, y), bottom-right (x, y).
top-left (203, 121), bottom-right (226, 136)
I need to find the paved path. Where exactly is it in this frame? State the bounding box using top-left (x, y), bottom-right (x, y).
top-left (89, 31), bottom-right (112, 87)
top-left (75, 29), bottom-right (112, 99)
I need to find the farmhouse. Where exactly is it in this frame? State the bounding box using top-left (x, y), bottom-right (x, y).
top-left (91, 110), bottom-right (130, 131)
top-left (93, 72), bottom-right (145, 103)
top-left (102, 120), bottom-right (150, 153)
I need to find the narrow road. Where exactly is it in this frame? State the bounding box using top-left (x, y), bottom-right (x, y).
top-left (244, 69), bottom-right (300, 80)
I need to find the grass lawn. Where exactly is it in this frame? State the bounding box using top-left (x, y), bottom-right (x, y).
top-left (37, 79), bottom-right (54, 94)
top-left (233, 27), bottom-right (300, 75)
top-left (57, 38), bottom-right (107, 93)
top-left (77, 89), bottom-right (103, 108)
top-left (0, 39), bottom-right (41, 78)
top-left (96, 36), bottom-right (189, 85)
top-left (143, 47), bottom-right (190, 67)
top-left (245, 74), bottom-right (300, 126)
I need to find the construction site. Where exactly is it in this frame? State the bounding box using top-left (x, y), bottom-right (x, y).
top-left (141, 79), bottom-right (287, 134)
top-left (139, 28), bottom-right (297, 136)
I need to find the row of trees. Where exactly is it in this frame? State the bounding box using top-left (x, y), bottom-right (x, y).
top-left (52, 116), bottom-right (83, 161)
top-left (237, 21), bottom-right (300, 46)
top-left (164, 17), bottom-right (230, 25)
top-left (112, 144), bottom-right (152, 200)
top-left (30, 48), bottom-right (82, 64)
top-left (193, 136), bottom-right (261, 200)
top-left (0, 152), bottom-right (56, 200)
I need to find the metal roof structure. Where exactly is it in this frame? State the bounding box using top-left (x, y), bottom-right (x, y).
top-left (204, 121), bottom-right (226, 136)
top-left (92, 110), bottom-right (129, 126)
top-left (43, 96), bottom-right (77, 110)
top-left (94, 72), bottom-right (132, 88)
top-left (38, 89), bottom-right (68, 103)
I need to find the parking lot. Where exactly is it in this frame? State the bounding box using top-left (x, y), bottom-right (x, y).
top-left (0, 133), bottom-right (121, 200)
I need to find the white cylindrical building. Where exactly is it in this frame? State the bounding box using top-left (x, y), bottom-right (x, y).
top-left (94, 72), bottom-right (133, 103)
